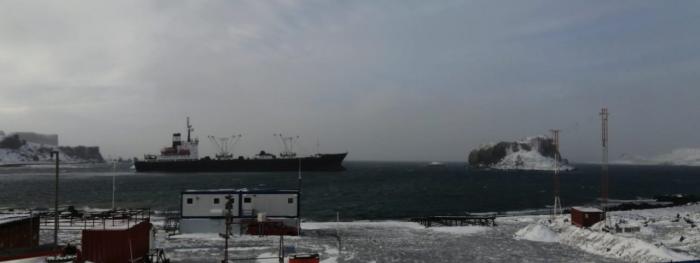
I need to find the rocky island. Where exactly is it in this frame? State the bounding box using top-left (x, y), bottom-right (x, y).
top-left (468, 136), bottom-right (573, 171)
top-left (0, 131), bottom-right (104, 165)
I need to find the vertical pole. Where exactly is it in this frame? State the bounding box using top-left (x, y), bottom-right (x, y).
top-left (550, 130), bottom-right (561, 219)
top-left (112, 160), bottom-right (116, 210)
top-left (336, 211), bottom-right (341, 258)
top-left (297, 158), bottom-right (302, 236)
top-left (222, 194), bottom-right (234, 263)
top-left (600, 108), bottom-right (609, 224)
top-left (52, 151), bottom-right (59, 245)
top-left (278, 235), bottom-right (284, 263)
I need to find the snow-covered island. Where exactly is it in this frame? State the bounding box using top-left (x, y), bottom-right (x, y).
top-left (468, 136), bottom-right (574, 171)
top-left (0, 131), bottom-right (104, 166)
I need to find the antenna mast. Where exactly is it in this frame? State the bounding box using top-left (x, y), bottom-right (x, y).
top-left (600, 108), bottom-right (609, 223)
top-left (550, 129), bottom-right (562, 219)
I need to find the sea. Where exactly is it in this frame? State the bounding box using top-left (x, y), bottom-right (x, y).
top-left (1, 161), bottom-right (699, 221)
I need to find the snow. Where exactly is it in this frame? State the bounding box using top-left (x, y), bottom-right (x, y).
top-left (514, 223), bottom-right (559, 243)
top-left (513, 204), bottom-right (700, 262)
top-left (486, 136), bottom-right (575, 171)
top-left (302, 221), bottom-right (425, 230)
top-left (32, 204), bottom-right (700, 262)
top-left (427, 226), bottom-right (491, 235)
top-left (616, 148), bottom-right (700, 166)
top-left (0, 212), bottom-right (33, 224)
top-left (0, 142), bottom-right (84, 165)
top-left (557, 224), bottom-right (695, 263)
top-left (572, 206), bottom-right (603, 213)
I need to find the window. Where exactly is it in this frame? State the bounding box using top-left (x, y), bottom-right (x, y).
top-left (186, 198), bottom-right (193, 204)
top-left (244, 197), bottom-right (251, 203)
top-left (288, 198), bottom-right (294, 204)
top-left (213, 198), bottom-right (220, 204)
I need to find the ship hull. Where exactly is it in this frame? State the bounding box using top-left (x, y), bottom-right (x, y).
top-left (134, 153), bottom-right (347, 172)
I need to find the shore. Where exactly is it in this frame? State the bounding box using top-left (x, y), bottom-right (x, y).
top-left (26, 203), bottom-right (696, 262)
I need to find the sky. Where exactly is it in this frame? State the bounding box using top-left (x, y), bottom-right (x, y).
top-left (0, 0), bottom-right (699, 162)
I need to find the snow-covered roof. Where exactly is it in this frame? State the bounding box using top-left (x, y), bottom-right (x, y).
top-left (572, 206), bottom-right (603, 213)
top-left (0, 214), bottom-right (33, 225)
top-left (182, 188), bottom-right (299, 195)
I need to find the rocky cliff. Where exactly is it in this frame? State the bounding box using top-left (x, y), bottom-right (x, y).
top-left (0, 134), bottom-right (104, 164)
top-left (468, 136), bottom-right (572, 171)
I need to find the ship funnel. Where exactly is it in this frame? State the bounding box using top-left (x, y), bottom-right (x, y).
top-left (173, 133), bottom-right (182, 147)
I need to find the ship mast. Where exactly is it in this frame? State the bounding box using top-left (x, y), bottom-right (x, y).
top-left (186, 117), bottom-right (194, 142)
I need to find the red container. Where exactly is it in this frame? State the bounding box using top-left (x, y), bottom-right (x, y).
top-left (0, 216), bottom-right (40, 250)
top-left (81, 220), bottom-right (152, 263)
top-left (571, 207), bottom-right (605, 228)
top-left (245, 220), bottom-right (299, 236)
top-left (289, 253), bottom-right (320, 263)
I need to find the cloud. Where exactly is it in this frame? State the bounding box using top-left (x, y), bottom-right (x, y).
top-left (0, 0), bottom-right (699, 161)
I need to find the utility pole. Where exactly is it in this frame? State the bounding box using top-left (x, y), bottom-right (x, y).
top-left (600, 108), bottom-right (610, 224)
top-left (221, 195), bottom-right (234, 263)
top-left (112, 160), bottom-right (116, 210)
top-left (550, 129), bottom-right (562, 219)
top-left (297, 158), bottom-right (302, 236)
top-left (51, 150), bottom-right (60, 245)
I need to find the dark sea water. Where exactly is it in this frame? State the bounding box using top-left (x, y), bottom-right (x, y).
top-left (0, 161), bottom-right (698, 220)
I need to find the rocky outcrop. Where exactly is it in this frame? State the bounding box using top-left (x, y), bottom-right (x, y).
top-left (14, 132), bottom-right (59, 146)
top-left (468, 136), bottom-right (572, 171)
top-left (58, 146), bottom-right (104, 162)
top-left (0, 134), bottom-right (25, 150)
top-left (0, 131), bottom-right (104, 164)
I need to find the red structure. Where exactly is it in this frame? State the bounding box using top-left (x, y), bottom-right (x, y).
top-left (571, 207), bottom-right (605, 228)
top-left (245, 220), bottom-right (299, 236)
top-left (0, 216), bottom-right (40, 250)
top-left (289, 253), bottom-right (320, 263)
top-left (81, 220), bottom-right (153, 263)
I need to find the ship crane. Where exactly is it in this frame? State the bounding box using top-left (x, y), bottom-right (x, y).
top-left (274, 133), bottom-right (298, 159)
top-left (208, 135), bottom-right (242, 160)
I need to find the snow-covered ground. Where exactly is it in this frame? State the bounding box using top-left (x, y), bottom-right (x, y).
top-left (35, 204), bottom-right (700, 262)
top-left (513, 204), bottom-right (700, 263)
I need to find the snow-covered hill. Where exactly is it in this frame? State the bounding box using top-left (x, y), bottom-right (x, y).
top-left (0, 141), bottom-right (103, 165)
top-left (469, 136), bottom-right (574, 171)
top-left (615, 148), bottom-right (700, 166)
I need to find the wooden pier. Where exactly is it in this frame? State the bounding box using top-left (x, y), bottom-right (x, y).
top-left (410, 215), bottom-right (496, 227)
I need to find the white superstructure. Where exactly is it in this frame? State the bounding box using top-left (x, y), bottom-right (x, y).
top-left (144, 117), bottom-right (199, 161)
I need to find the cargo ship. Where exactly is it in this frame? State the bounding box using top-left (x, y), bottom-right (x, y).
top-left (133, 118), bottom-right (347, 172)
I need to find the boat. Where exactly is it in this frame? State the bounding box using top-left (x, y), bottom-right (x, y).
top-left (427, 161), bottom-right (446, 167)
top-left (133, 118), bottom-right (347, 172)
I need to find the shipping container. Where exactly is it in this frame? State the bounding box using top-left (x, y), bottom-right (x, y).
top-left (571, 207), bottom-right (605, 228)
top-left (81, 220), bottom-right (153, 263)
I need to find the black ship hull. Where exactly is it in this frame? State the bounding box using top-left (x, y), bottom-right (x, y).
top-left (134, 153), bottom-right (347, 172)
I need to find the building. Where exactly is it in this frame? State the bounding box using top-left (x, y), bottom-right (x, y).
top-left (0, 215), bottom-right (40, 250)
top-left (180, 188), bottom-right (300, 235)
top-left (571, 207), bottom-right (605, 228)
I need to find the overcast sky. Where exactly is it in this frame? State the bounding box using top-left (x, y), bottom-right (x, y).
top-left (1, 1), bottom-right (699, 162)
